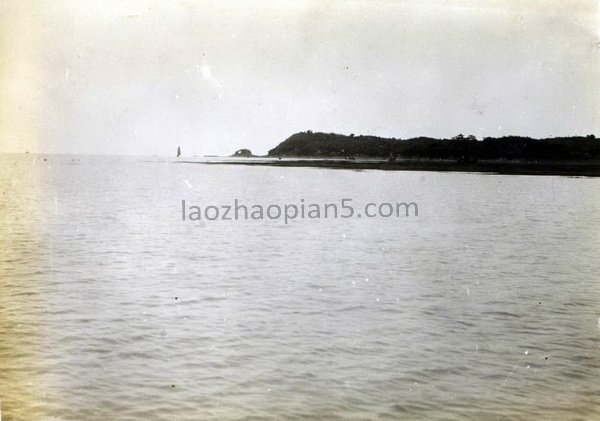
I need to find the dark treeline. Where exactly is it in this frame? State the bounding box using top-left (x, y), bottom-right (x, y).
top-left (267, 131), bottom-right (600, 161)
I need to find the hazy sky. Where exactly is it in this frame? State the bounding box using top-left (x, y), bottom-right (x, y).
top-left (1, 0), bottom-right (599, 156)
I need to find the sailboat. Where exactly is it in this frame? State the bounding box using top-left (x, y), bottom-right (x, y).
top-left (177, 146), bottom-right (181, 158)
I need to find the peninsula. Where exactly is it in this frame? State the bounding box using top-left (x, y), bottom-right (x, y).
top-left (203, 131), bottom-right (600, 176)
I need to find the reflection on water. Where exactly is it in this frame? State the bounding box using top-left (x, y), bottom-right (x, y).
top-left (1, 154), bottom-right (599, 420)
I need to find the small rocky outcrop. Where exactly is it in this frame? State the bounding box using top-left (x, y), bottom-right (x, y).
top-left (232, 149), bottom-right (254, 157)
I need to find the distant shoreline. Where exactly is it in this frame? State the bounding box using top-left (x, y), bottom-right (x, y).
top-left (182, 130), bottom-right (600, 176)
top-left (178, 158), bottom-right (600, 177)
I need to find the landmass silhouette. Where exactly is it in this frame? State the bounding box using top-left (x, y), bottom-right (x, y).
top-left (216, 131), bottom-right (600, 176)
top-left (267, 131), bottom-right (600, 161)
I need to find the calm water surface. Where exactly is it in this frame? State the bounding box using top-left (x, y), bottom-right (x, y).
top-left (1, 155), bottom-right (599, 420)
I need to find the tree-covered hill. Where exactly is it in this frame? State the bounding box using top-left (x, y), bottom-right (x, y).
top-left (267, 131), bottom-right (600, 161)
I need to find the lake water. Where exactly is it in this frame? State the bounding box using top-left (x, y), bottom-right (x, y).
top-left (1, 154), bottom-right (599, 420)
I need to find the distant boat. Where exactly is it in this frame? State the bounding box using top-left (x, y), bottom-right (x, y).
top-left (177, 146), bottom-right (181, 157)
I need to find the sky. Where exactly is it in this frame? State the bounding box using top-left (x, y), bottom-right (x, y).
top-left (1, 0), bottom-right (599, 156)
